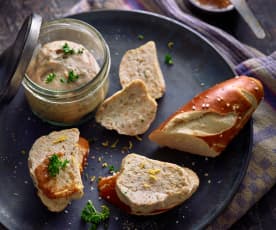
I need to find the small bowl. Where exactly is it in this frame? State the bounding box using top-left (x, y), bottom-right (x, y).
top-left (188, 0), bottom-right (234, 14)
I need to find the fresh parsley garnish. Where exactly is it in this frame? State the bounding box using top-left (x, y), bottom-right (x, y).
top-left (81, 200), bottom-right (110, 230)
top-left (62, 43), bottom-right (75, 55)
top-left (45, 73), bottom-right (56, 83)
top-left (67, 70), bottom-right (79, 83)
top-left (138, 34), bottom-right (144, 40)
top-left (48, 154), bottom-right (69, 177)
top-left (108, 165), bottom-right (116, 173)
top-left (165, 54), bottom-right (173, 65)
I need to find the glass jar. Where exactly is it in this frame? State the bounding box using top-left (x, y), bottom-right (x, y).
top-left (22, 18), bottom-right (110, 126)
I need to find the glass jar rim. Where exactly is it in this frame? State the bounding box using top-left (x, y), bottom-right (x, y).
top-left (24, 18), bottom-right (110, 96)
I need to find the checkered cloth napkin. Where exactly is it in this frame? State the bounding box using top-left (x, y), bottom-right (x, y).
top-left (68, 0), bottom-right (276, 228)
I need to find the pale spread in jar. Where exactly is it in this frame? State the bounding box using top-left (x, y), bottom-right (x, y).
top-left (24, 40), bottom-right (109, 125)
top-left (26, 40), bottom-right (100, 90)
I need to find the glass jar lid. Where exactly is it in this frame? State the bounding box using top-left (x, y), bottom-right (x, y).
top-left (0, 14), bottom-right (42, 104)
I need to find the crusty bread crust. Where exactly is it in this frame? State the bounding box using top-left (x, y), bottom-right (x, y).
top-left (149, 76), bottom-right (264, 157)
top-left (96, 79), bottom-right (157, 136)
top-left (119, 41), bottom-right (166, 99)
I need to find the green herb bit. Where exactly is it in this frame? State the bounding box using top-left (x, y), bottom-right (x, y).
top-left (138, 34), bottom-right (144, 40)
top-left (60, 77), bottom-right (66, 83)
top-left (81, 200), bottom-right (110, 230)
top-left (167, 41), bottom-right (174, 49)
top-left (164, 54), bottom-right (173, 65)
top-left (48, 154), bottom-right (69, 177)
top-left (67, 70), bottom-right (79, 83)
top-left (45, 73), bottom-right (56, 83)
top-left (62, 43), bottom-right (75, 55)
top-left (77, 48), bottom-right (84, 54)
top-left (108, 165), bottom-right (116, 173)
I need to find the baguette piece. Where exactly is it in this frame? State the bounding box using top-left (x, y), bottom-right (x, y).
top-left (28, 128), bottom-right (89, 212)
top-left (119, 41), bottom-right (166, 99)
top-left (98, 153), bottom-right (199, 215)
top-left (96, 79), bottom-right (157, 136)
top-left (149, 76), bottom-right (264, 157)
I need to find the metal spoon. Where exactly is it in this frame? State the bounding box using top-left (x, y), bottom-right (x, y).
top-left (230, 0), bottom-right (266, 39)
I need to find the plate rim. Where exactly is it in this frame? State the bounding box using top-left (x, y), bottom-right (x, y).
top-left (0, 9), bottom-right (252, 230)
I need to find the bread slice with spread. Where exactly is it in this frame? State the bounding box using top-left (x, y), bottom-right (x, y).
top-left (28, 128), bottom-right (89, 212)
top-left (119, 41), bottom-right (166, 99)
top-left (98, 153), bottom-right (199, 215)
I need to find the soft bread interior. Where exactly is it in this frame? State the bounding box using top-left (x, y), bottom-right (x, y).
top-left (115, 154), bottom-right (199, 215)
top-left (119, 41), bottom-right (165, 99)
top-left (164, 111), bottom-right (237, 136)
top-left (96, 79), bottom-right (157, 136)
top-left (149, 131), bottom-right (219, 157)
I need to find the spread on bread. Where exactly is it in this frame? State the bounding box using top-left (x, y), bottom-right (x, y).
top-left (28, 128), bottom-right (89, 212)
top-left (149, 76), bottom-right (264, 157)
top-left (119, 41), bottom-right (166, 99)
top-left (96, 79), bottom-right (157, 136)
top-left (98, 153), bottom-right (199, 215)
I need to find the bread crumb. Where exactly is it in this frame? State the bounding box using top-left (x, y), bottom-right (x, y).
top-left (90, 176), bottom-right (96, 182)
top-left (101, 140), bottom-right (109, 147)
top-left (128, 141), bottom-right (133, 150)
top-left (135, 135), bottom-right (142, 141)
top-left (110, 139), bottom-right (119, 148)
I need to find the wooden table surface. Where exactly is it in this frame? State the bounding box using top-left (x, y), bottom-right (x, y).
top-left (0, 0), bottom-right (275, 229)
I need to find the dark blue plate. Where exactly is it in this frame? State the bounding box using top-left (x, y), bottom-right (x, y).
top-left (0, 10), bottom-right (252, 230)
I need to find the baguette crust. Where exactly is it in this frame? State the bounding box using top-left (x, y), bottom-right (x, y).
top-left (149, 76), bottom-right (264, 157)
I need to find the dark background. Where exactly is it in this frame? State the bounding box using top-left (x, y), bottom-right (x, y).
top-left (0, 0), bottom-right (275, 229)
